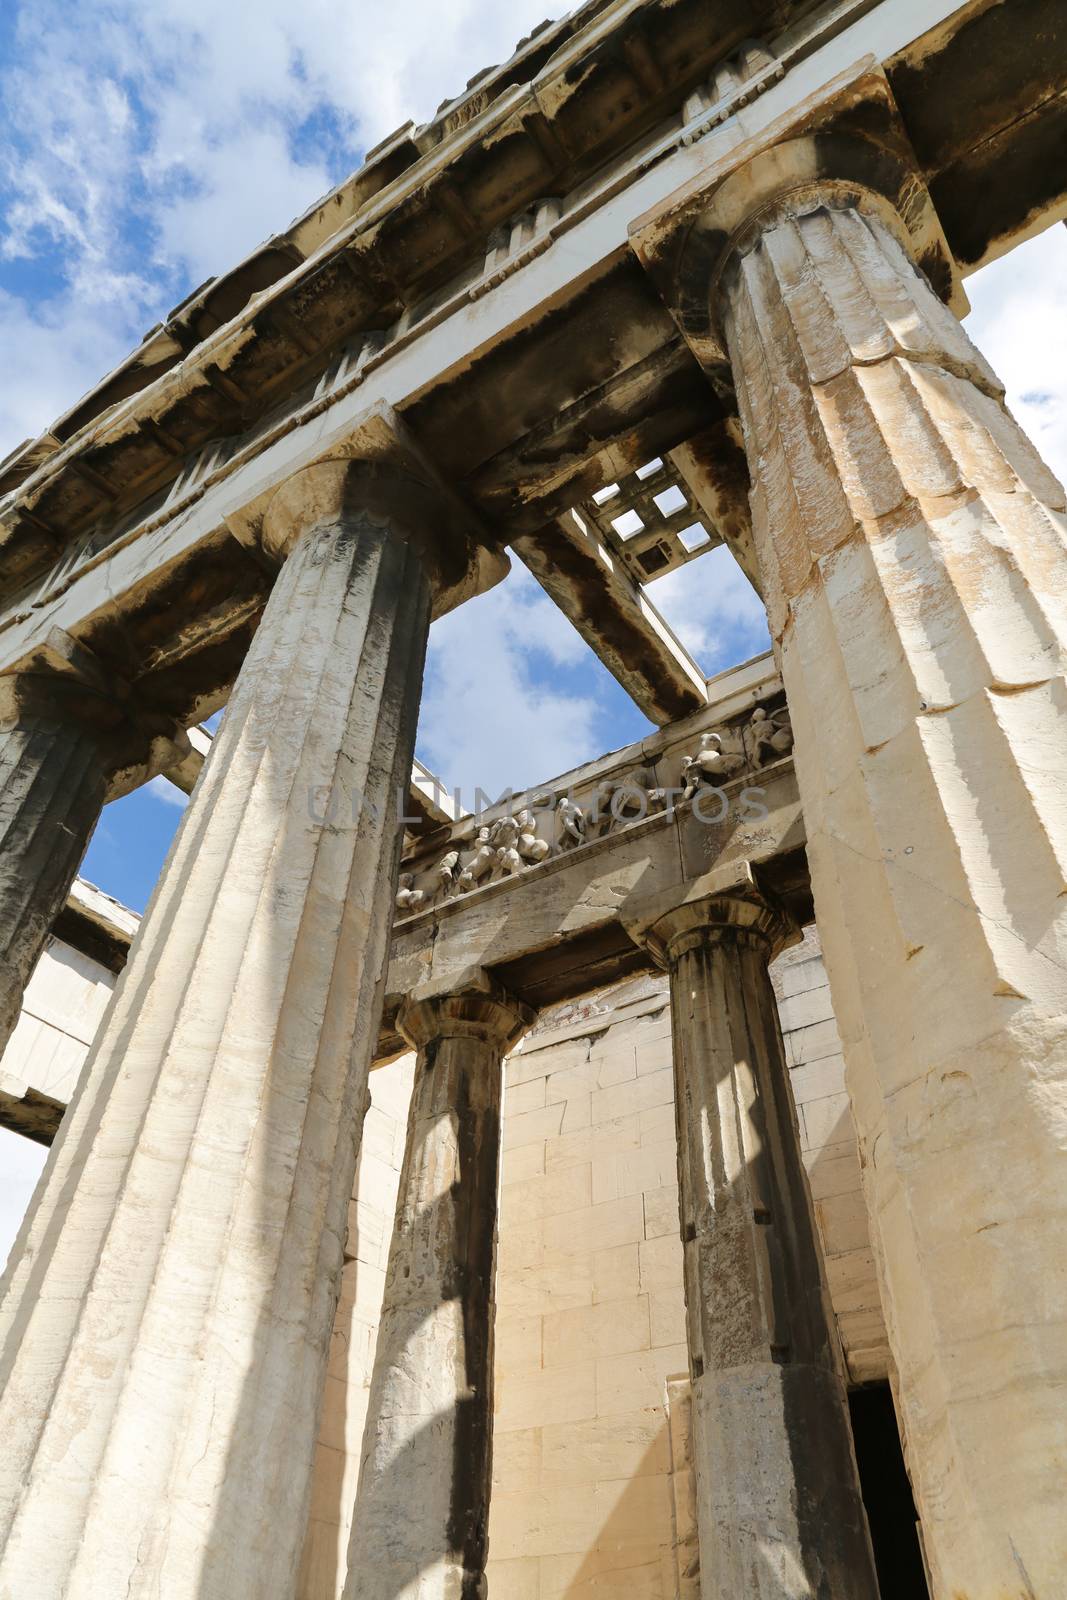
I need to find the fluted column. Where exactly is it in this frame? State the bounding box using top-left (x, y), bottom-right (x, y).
top-left (715, 180), bottom-right (1067, 1593)
top-left (631, 867), bottom-right (878, 1600)
top-left (0, 637), bottom-right (183, 1059)
top-left (0, 457), bottom-right (498, 1600)
top-left (345, 973), bottom-right (533, 1600)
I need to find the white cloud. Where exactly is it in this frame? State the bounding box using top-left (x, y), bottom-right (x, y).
top-left (153, 129), bottom-right (332, 287)
top-left (0, 1127), bottom-right (46, 1274)
top-left (646, 545), bottom-right (770, 673)
top-left (964, 223), bottom-right (1067, 486)
top-left (0, 0), bottom-right (558, 456)
top-left (417, 563), bottom-right (604, 802)
top-left (146, 775), bottom-right (189, 809)
top-left (0, 290), bottom-right (138, 461)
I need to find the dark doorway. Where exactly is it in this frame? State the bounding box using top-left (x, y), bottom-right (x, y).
top-left (849, 1383), bottom-right (930, 1597)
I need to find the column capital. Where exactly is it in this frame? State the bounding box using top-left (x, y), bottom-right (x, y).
top-left (625, 860), bottom-right (798, 969)
top-left (0, 626), bottom-right (190, 796)
top-left (398, 967), bottom-right (535, 1053)
top-left (254, 407), bottom-right (508, 618)
top-left (630, 62), bottom-right (967, 365)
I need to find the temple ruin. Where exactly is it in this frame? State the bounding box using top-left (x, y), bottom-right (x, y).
top-left (0, 1), bottom-right (1065, 1596)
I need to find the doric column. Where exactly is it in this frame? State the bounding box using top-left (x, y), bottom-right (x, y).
top-left (711, 169), bottom-right (1067, 1593)
top-left (630, 866), bottom-right (878, 1600)
top-left (0, 633), bottom-right (184, 1059)
top-left (345, 972), bottom-right (533, 1600)
top-left (0, 454), bottom-right (503, 1600)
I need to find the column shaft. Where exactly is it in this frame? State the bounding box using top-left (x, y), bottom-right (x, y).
top-left (0, 714), bottom-right (107, 1054)
top-left (345, 982), bottom-right (531, 1600)
top-left (0, 473), bottom-right (433, 1599)
top-left (720, 191), bottom-right (1067, 1593)
top-left (652, 887), bottom-right (877, 1599)
top-left (1, 634), bottom-right (188, 1070)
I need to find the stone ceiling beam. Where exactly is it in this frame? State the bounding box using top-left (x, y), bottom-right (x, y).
top-left (513, 515), bottom-right (709, 726)
top-left (668, 418), bottom-right (762, 593)
top-left (161, 722), bottom-right (213, 795)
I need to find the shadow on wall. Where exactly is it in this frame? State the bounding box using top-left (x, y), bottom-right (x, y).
top-left (299, 1078), bottom-right (494, 1600)
top-left (557, 1427), bottom-right (691, 1599)
top-left (302, 1286), bottom-right (692, 1599)
top-left (296, 1054), bottom-right (416, 1600)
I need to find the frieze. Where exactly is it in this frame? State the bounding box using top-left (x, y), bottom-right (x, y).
top-left (394, 689), bottom-right (792, 920)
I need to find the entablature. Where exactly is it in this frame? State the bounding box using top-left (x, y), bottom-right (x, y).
top-left (380, 653), bottom-right (808, 1052)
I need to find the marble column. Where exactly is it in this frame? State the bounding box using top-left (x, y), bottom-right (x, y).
top-left (633, 868), bottom-right (878, 1600)
top-left (345, 973), bottom-right (533, 1600)
top-left (715, 180), bottom-right (1067, 1593)
top-left (0, 637), bottom-right (183, 1060)
top-left (0, 457), bottom-right (497, 1600)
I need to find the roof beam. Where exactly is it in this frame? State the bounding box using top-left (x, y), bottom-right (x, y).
top-left (512, 513), bottom-right (708, 726)
top-left (668, 419), bottom-right (762, 594)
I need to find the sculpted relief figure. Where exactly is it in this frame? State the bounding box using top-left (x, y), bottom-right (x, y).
top-left (496, 844), bottom-right (524, 876)
top-left (485, 811), bottom-right (549, 872)
top-left (395, 872), bottom-right (426, 914)
top-left (396, 723), bottom-right (779, 918)
top-left (555, 795), bottom-right (587, 848)
top-left (466, 826), bottom-right (497, 884)
top-left (397, 759), bottom-right (685, 918)
top-left (436, 848), bottom-right (462, 897)
top-left (489, 814), bottom-right (520, 852)
top-left (513, 807), bottom-right (550, 863)
top-left (592, 765), bottom-right (666, 832)
top-left (395, 723), bottom-right (777, 919)
top-left (680, 730), bottom-right (745, 799)
top-left (748, 705), bottom-right (794, 765)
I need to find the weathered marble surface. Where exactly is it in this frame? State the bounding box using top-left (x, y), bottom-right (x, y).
top-left (0, 463), bottom-right (441, 1599)
top-left (722, 187), bottom-right (1067, 1596)
top-left (346, 975), bottom-right (532, 1600)
top-left (0, 713), bottom-right (106, 1062)
top-left (631, 868), bottom-right (878, 1600)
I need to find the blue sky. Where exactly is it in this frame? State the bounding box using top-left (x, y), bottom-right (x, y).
top-left (3, 0), bottom-right (1066, 918)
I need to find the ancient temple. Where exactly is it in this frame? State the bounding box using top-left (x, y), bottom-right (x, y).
top-left (0, 1), bottom-right (1064, 1597)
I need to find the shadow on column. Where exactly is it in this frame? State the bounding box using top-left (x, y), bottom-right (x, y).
top-left (298, 1128), bottom-right (494, 1600)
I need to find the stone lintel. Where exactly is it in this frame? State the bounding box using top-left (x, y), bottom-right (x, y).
top-left (513, 517), bottom-right (709, 727)
top-left (383, 762), bottom-right (806, 1055)
top-left (0, 1075), bottom-right (65, 1147)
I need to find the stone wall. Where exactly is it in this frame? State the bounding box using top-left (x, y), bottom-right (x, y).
top-left (482, 930), bottom-right (889, 1598)
top-left (0, 936), bottom-right (118, 1106)
top-left (489, 978), bottom-right (689, 1599)
top-left (771, 927), bottom-right (888, 1385)
top-left (298, 1053), bottom-right (415, 1599)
